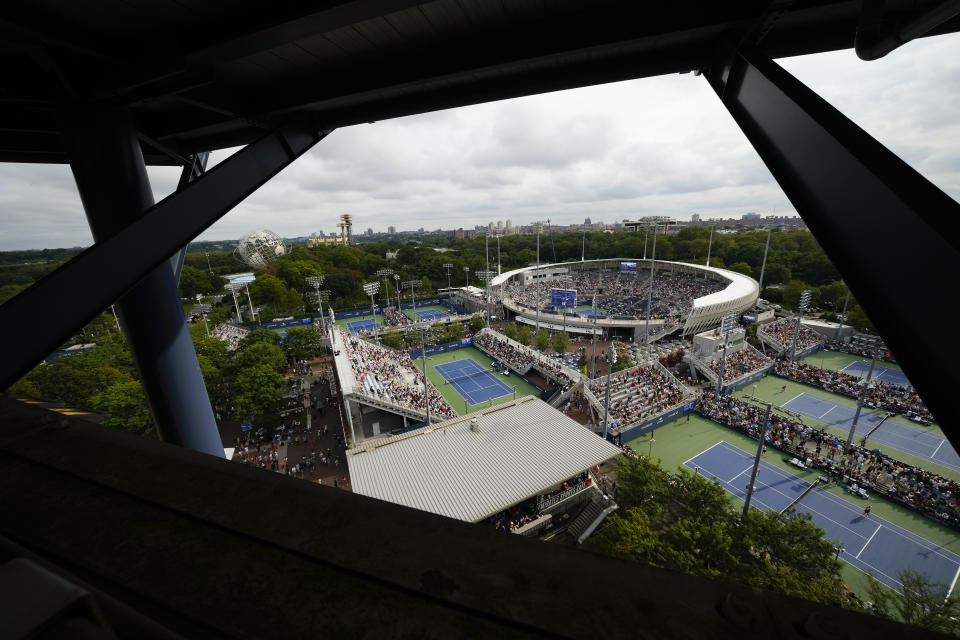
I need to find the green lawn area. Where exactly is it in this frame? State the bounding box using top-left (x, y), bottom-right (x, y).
top-left (731, 374), bottom-right (954, 481)
top-left (625, 413), bottom-right (960, 596)
top-left (403, 304), bottom-right (452, 321)
top-left (801, 349), bottom-right (904, 374)
top-left (414, 346), bottom-right (542, 414)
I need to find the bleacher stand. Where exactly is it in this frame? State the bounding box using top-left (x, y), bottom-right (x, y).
top-left (211, 322), bottom-right (250, 350)
top-left (587, 362), bottom-right (688, 429)
top-left (758, 317), bottom-right (822, 352)
top-left (707, 349), bottom-right (769, 380)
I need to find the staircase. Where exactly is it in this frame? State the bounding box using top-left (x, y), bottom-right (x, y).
top-left (568, 492), bottom-right (618, 544)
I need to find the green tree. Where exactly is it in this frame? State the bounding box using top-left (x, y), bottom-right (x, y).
top-left (503, 322), bottom-right (519, 341)
top-left (179, 264), bottom-right (213, 298)
top-left (249, 274), bottom-right (287, 309)
top-left (728, 262), bottom-right (753, 277)
top-left (518, 324), bottom-right (532, 345)
top-left (553, 331), bottom-right (570, 353)
top-left (534, 328), bottom-right (550, 351)
top-left (866, 570), bottom-right (960, 635)
top-left (91, 380), bottom-right (154, 436)
top-left (238, 329), bottom-right (281, 350)
top-left (381, 329), bottom-right (403, 350)
top-left (283, 326), bottom-right (324, 361)
top-left (846, 304), bottom-right (876, 333)
top-left (233, 342), bottom-right (286, 373)
top-left (469, 314), bottom-right (485, 333)
top-left (444, 321), bottom-right (464, 342)
top-left (763, 262), bottom-right (791, 286)
top-left (783, 279), bottom-right (811, 310)
top-left (231, 364), bottom-right (287, 422)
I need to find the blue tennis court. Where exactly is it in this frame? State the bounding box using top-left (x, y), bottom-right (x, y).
top-left (686, 441), bottom-right (960, 593)
top-left (434, 358), bottom-right (514, 406)
top-left (415, 309), bottom-right (448, 321)
top-left (782, 392), bottom-right (960, 472)
top-left (347, 318), bottom-right (380, 333)
top-left (841, 360), bottom-right (911, 388)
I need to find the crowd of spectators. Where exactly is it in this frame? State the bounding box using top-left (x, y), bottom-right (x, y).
top-left (487, 472), bottom-right (593, 532)
top-left (697, 392), bottom-right (958, 527)
top-left (341, 330), bottom-right (457, 420)
top-left (758, 318), bottom-right (822, 352)
top-left (706, 348), bottom-right (770, 381)
top-left (502, 268), bottom-right (724, 320)
top-left (473, 330), bottom-right (575, 390)
top-left (826, 340), bottom-right (896, 363)
top-left (210, 322), bottom-right (250, 350)
top-left (774, 360), bottom-right (932, 422)
top-left (382, 307), bottom-right (414, 327)
top-left (588, 361), bottom-right (689, 428)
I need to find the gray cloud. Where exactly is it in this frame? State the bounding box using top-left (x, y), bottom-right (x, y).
top-left (0, 35), bottom-right (958, 250)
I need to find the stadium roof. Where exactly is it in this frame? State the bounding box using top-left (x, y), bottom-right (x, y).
top-left (5, 2), bottom-right (958, 165)
top-left (347, 396), bottom-right (622, 523)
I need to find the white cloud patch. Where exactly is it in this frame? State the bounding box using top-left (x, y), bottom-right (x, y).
top-left (0, 34), bottom-right (957, 249)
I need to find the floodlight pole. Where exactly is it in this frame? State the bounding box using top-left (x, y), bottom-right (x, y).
top-left (581, 224), bottom-right (586, 261)
top-left (790, 290), bottom-right (812, 361)
top-left (536, 222), bottom-right (541, 333)
top-left (485, 233), bottom-right (490, 277)
top-left (643, 227), bottom-right (649, 260)
top-left (496, 236), bottom-right (501, 275)
top-left (591, 290), bottom-right (599, 379)
top-left (376, 269), bottom-right (393, 308)
top-left (837, 288), bottom-right (851, 342)
top-left (204, 251), bottom-right (213, 274)
top-left (244, 283), bottom-right (257, 322)
top-left (845, 354), bottom-right (877, 450)
top-left (717, 314), bottom-right (736, 395)
top-left (110, 304), bottom-right (121, 332)
top-left (393, 274), bottom-right (401, 311)
top-left (706, 223), bottom-right (714, 267)
top-left (226, 284), bottom-right (243, 323)
top-left (463, 266), bottom-right (470, 287)
top-left (742, 402), bottom-right (772, 517)
top-left (602, 345), bottom-right (617, 440)
top-left (362, 281), bottom-right (381, 344)
top-left (408, 327), bottom-right (431, 426)
top-left (443, 264), bottom-right (453, 289)
top-left (757, 228), bottom-right (771, 292)
top-left (644, 227), bottom-right (658, 344)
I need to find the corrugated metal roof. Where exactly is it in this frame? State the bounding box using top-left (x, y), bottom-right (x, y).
top-left (347, 397), bottom-right (622, 523)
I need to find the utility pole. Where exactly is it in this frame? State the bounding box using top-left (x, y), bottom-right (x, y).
top-left (602, 345), bottom-right (617, 441)
top-left (362, 281), bottom-right (381, 344)
top-left (846, 355), bottom-right (877, 450)
top-left (443, 263), bottom-right (453, 290)
top-left (743, 402), bottom-right (772, 517)
top-left (463, 266), bottom-right (470, 287)
top-left (790, 289), bottom-right (812, 360)
top-left (375, 268), bottom-right (393, 308)
top-left (393, 274), bottom-right (401, 311)
top-left (757, 228), bottom-right (772, 293)
top-left (581, 224), bottom-right (586, 261)
top-left (644, 226), bottom-right (658, 344)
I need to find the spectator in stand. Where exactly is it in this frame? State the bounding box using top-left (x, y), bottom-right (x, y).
top-left (210, 322), bottom-right (251, 350)
top-left (758, 318), bottom-right (821, 352)
top-left (775, 359), bottom-right (932, 422)
top-left (706, 349), bottom-right (769, 380)
top-left (587, 361), bottom-right (689, 429)
top-left (472, 330), bottom-right (575, 391)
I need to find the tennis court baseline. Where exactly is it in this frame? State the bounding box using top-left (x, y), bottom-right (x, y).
top-left (685, 441), bottom-right (960, 593)
top-left (434, 358), bottom-right (514, 406)
top-left (347, 318), bottom-right (379, 333)
top-left (782, 392), bottom-right (960, 472)
top-left (841, 361), bottom-right (911, 388)
top-left (415, 309), bottom-right (448, 321)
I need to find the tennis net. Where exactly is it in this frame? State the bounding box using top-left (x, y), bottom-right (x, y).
top-left (442, 369), bottom-right (494, 386)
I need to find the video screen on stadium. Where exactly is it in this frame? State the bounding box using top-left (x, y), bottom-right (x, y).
top-left (620, 261), bottom-right (637, 272)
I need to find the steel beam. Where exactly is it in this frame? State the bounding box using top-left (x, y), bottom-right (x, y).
top-left (705, 48), bottom-right (960, 435)
top-left (0, 121), bottom-right (331, 391)
top-left (169, 152), bottom-right (209, 283)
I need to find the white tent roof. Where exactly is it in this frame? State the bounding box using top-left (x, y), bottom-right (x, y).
top-left (347, 397), bottom-right (621, 523)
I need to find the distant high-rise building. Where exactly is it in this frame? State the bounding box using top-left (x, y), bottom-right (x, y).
top-left (388, 225), bottom-right (397, 234)
top-left (418, 227), bottom-right (425, 233)
top-left (584, 217), bottom-right (592, 225)
top-left (497, 220), bottom-right (503, 234)
top-left (505, 219), bottom-right (513, 234)
top-left (741, 213), bottom-right (761, 221)
top-left (691, 213), bottom-right (700, 222)
top-left (366, 228), bottom-right (374, 236)
top-left (488, 221), bottom-right (495, 233)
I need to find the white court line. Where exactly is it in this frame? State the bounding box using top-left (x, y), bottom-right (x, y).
top-left (818, 406), bottom-right (835, 420)
top-left (949, 565), bottom-right (960, 598)
top-left (857, 525), bottom-right (882, 559)
top-left (783, 392), bottom-right (803, 406)
top-left (682, 441), bottom-right (728, 467)
top-left (932, 439), bottom-right (945, 458)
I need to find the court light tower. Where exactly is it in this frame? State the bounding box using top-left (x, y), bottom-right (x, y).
top-left (403, 279), bottom-right (421, 315)
top-left (845, 338), bottom-right (879, 450)
top-left (306, 275), bottom-right (325, 315)
top-left (477, 270), bottom-right (496, 328)
top-left (743, 402), bottom-right (773, 517)
top-left (581, 224), bottom-right (586, 261)
top-left (362, 281), bottom-right (381, 343)
top-left (496, 235), bottom-right (501, 275)
top-left (757, 228), bottom-right (772, 292)
top-left (602, 345), bottom-right (617, 441)
top-left (463, 266), bottom-right (470, 287)
top-left (315, 289), bottom-right (331, 331)
top-left (716, 312), bottom-right (738, 395)
top-left (706, 223), bottom-right (715, 268)
top-left (643, 225), bottom-right (659, 344)
top-left (405, 327), bottom-right (431, 426)
top-left (375, 268), bottom-right (393, 308)
top-left (790, 289), bottom-right (813, 361)
top-left (243, 283), bottom-right (258, 322)
top-left (204, 251), bottom-right (213, 274)
top-left (393, 274), bottom-right (401, 311)
top-left (443, 263), bottom-right (454, 289)
top-left (224, 282), bottom-right (244, 323)
top-left (836, 287), bottom-right (851, 343)
top-left (535, 220), bottom-right (542, 333)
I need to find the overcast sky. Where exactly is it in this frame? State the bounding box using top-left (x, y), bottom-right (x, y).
top-left (1, 35), bottom-right (958, 250)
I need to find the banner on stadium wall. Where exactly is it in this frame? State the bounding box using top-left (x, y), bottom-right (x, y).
top-left (721, 366), bottom-right (773, 394)
top-left (407, 339), bottom-right (462, 360)
top-left (549, 288), bottom-right (576, 309)
top-left (399, 299), bottom-right (441, 310)
top-left (616, 404), bottom-right (688, 443)
top-left (620, 261), bottom-right (637, 272)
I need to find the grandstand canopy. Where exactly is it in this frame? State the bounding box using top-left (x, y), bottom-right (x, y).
top-left (347, 397), bottom-right (621, 523)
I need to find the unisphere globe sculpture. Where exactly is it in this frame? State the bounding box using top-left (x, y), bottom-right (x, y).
top-left (235, 229), bottom-right (288, 269)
